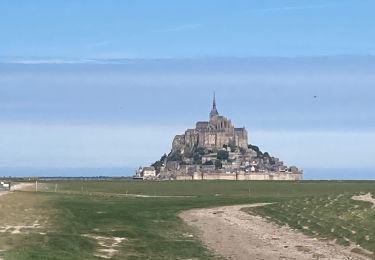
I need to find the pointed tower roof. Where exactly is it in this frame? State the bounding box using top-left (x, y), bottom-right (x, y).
top-left (213, 92), bottom-right (217, 109)
top-left (209, 92), bottom-right (219, 118)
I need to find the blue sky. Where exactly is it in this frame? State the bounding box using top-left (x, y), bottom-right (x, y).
top-left (1, 0), bottom-right (375, 59)
top-left (0, 1), bottom-right (375, 179)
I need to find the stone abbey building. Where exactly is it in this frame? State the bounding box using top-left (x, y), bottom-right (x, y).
top-left (135, 95), bottom-right (303, 181)
top-left (172, 94), bottom-right (248, 154)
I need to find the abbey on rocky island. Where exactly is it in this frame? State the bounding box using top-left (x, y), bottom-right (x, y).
top-left (135, 95), bottom-right (303, 181)
top-left (172, 94), bottom-right (248, 154)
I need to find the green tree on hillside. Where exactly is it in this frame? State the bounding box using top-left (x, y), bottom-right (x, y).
top-left (152, 153), bottom-right (167, 174)
top-left (217, 150), bottom-right (229, 160)
top-left (215, 160), bottom-right (222, 170)
top-left (248, 144), bottom-right (263, 157)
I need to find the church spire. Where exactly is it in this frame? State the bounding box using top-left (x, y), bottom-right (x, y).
top-left (213, 92), bottom-right (217, 110)
top-left (209, 92), bottom-right (219, 119)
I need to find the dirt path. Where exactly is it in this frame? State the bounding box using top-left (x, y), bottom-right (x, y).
top-left (0, 183), bottom-right (35, 197)
top-left (180, 204), bottom-right (369, 260)
top-left (11, 182), bottom-right (35, 191)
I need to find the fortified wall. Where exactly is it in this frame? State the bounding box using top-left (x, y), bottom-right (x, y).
top-left (176, 172), bottom-right (302, 181)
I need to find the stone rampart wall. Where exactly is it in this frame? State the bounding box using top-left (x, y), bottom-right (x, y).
top-left (174, 172), bottom-right (303, 181)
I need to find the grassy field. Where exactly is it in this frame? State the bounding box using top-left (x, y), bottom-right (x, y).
top-left (1, 180), bottom-right (375, 259)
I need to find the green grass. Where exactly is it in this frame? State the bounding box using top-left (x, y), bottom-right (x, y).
top-left (37, 180), bottom-right (375, 198)
top-left (1, 180), bottom-right (375, 259)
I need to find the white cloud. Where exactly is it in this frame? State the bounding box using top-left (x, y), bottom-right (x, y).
top-left (10, 58), bottom-right (97, 64)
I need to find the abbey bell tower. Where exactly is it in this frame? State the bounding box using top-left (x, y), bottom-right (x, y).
top-left (209, 93), bottom-right (219, 119)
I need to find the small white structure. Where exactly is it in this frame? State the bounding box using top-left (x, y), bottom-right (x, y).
top-left (142, 166), bottom-right (156, 178)
top-left (134, 166), bottom-right (156, 180)
top-left (0, 181), bottom-right (10, 190)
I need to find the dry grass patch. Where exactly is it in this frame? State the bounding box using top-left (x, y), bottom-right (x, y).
top-left (352, 193), bottom-right (375, 208)
top-left (0, 191), bottom-right (52, 256)
top-left (82, 234), bottom-right (127, 259)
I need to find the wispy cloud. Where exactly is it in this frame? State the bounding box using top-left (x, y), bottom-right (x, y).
top-left (157, 23), bottom-right (202, 33)
top-left (9, 58), bottom-right (98, 64)
top-left (4, 56), bottom-right (134, 64)
top-left (247, 4), bottom-right (329, 13)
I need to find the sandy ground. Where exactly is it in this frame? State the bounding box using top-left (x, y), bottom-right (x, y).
top-left (180, 204), bottom-right (370, 260)
top-left (124, 194), bottom-right (195, 198)
top-left (82, 234), bottom-right (127, 259)
top-left (352, 193), bottom-right (375, 208)
top-left (11, 182), bottom-right (35, 191)
top-left (0, 183), bottom-right (34, 197)
top-left (0, 222), bottom-right (42, 234)
top-left (0, 183), bottom-right (34, 196)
